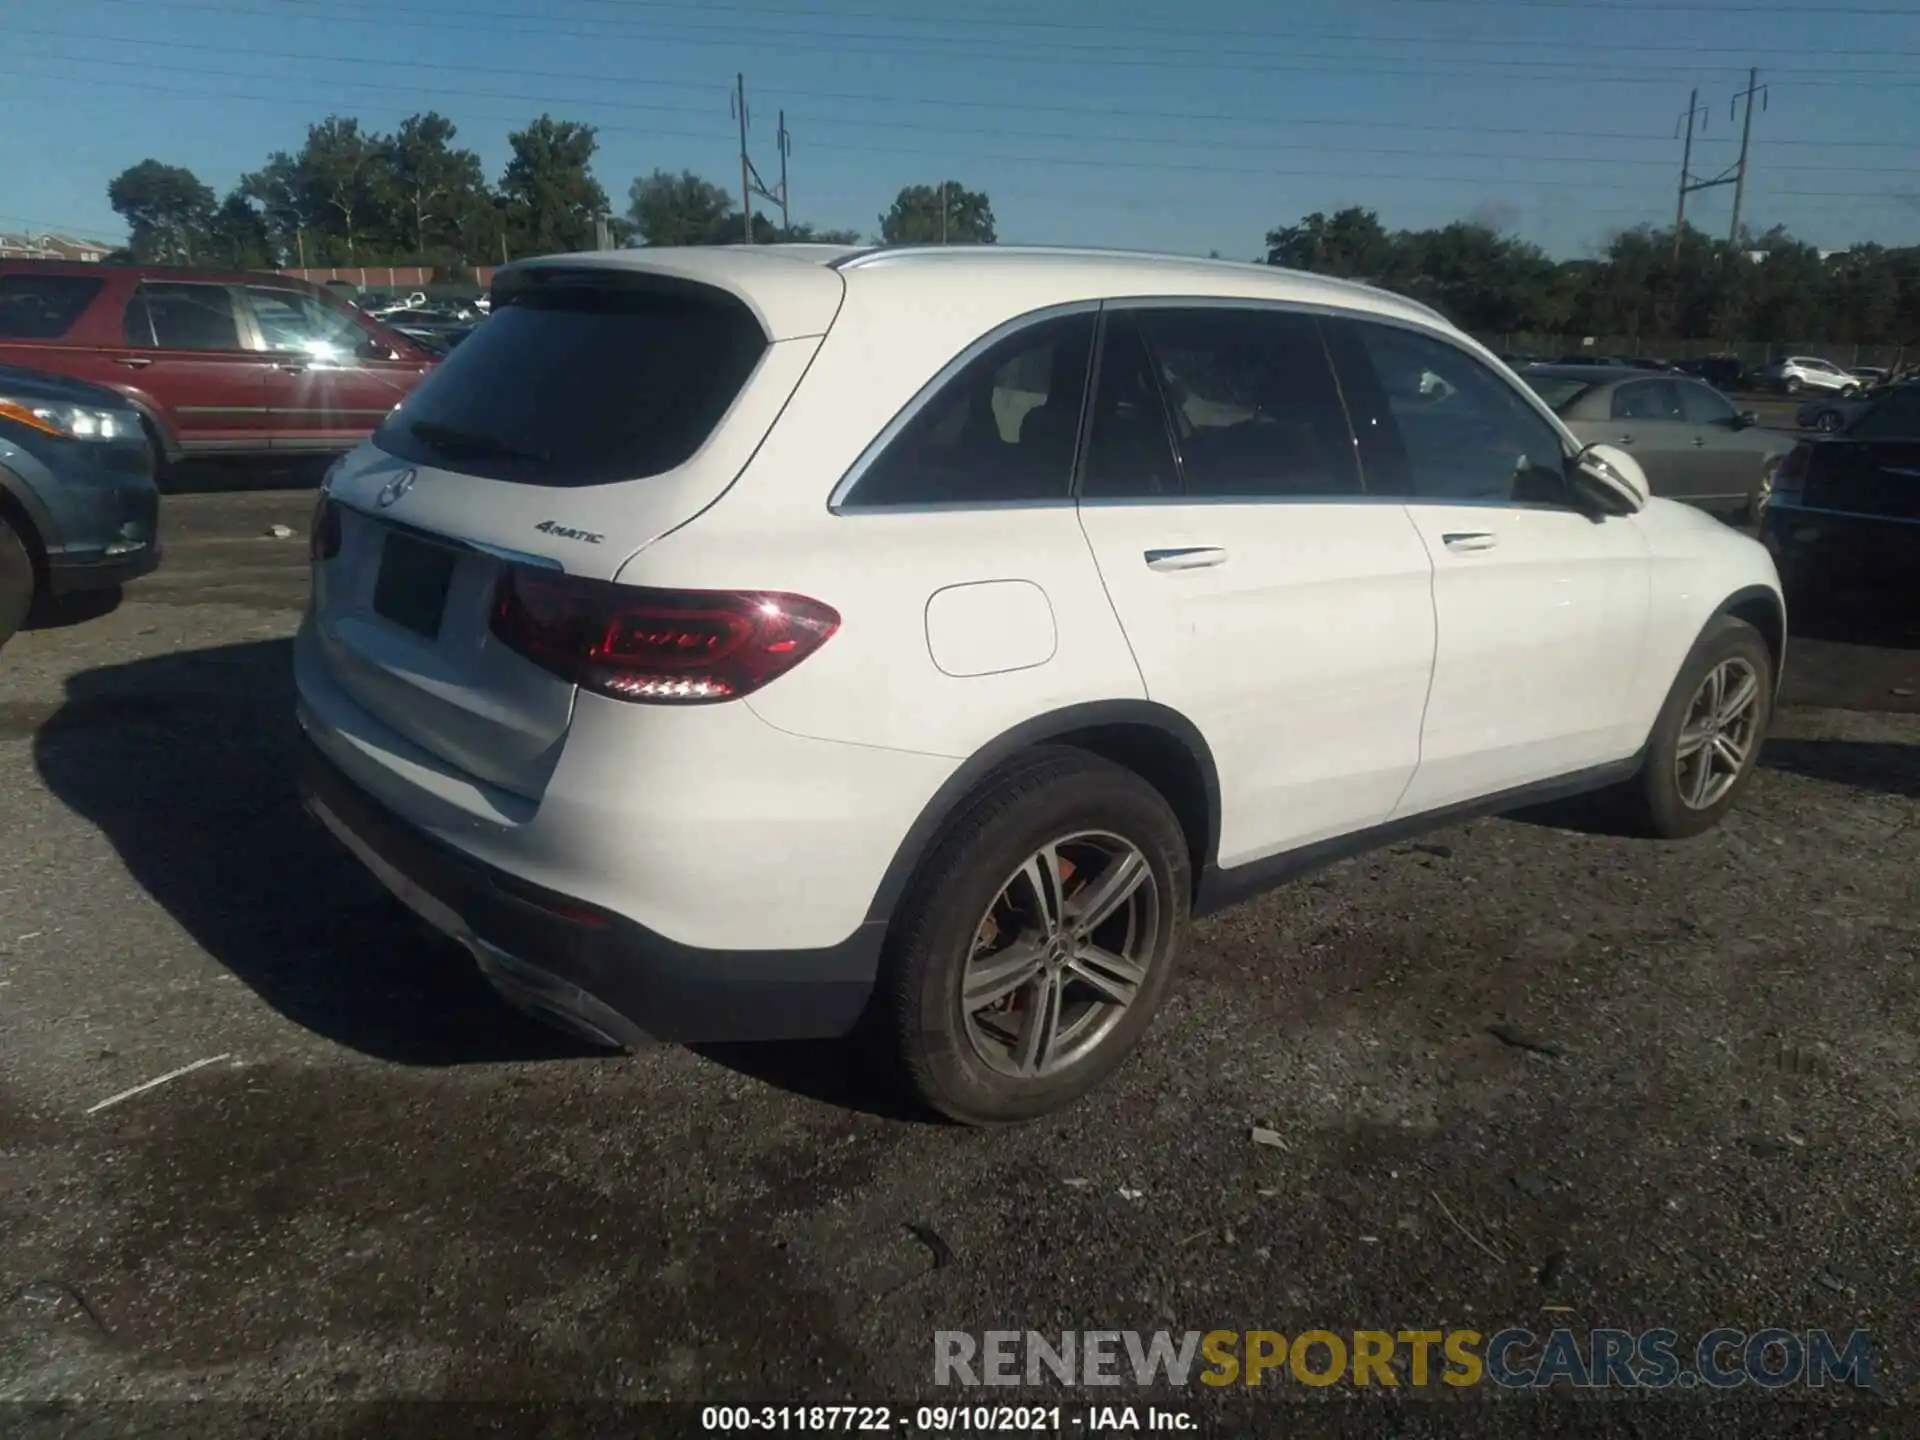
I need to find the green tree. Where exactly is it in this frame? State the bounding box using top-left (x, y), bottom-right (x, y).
top-left (378, 112), bottom-right (488, 259)
top-left (499, 115), bottom-right (611, 257)
top-left (299, 117), bottom-right (383, 263)
top-left (628, 169), bottom-right (738, 245)
top-left (879, 181), bottom-right (995, 244)
top-left (1264, 207), bottom-right (1392, 279)
top-left (205, 190), bottom-right (273, 269)
top-left (106, 160), bottom-right (215, 263)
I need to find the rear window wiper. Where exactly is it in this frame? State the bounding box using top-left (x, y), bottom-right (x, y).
top-left (408, 419), bottom-right (550, 464)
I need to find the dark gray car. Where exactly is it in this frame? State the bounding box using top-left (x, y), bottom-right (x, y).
top-left (0, 363), bottom-right (160, 647)
top-left (1519, 365), bottom-right (1789, 522)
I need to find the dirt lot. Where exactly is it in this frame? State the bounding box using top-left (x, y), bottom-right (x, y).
top-left (2, 484), bottom-right (1916, 1434)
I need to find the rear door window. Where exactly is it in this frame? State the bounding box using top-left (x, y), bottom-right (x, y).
top-left (0, 273), bottom-right (104, 339)
top-left (126, 282), bottom-right (245, 351)
top-left (374, 273), bottom-right (768, 487)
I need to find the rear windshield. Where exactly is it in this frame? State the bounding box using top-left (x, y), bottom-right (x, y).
top-left (373, 273), bottom-right (768, 487)
top-left (0, 274), bottom-right (104, 339)
top-left (1519, 374), bottom-right (1593, 412)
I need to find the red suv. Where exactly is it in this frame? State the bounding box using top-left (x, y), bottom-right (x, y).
top-left (0, 261), bottom-right (439, 465)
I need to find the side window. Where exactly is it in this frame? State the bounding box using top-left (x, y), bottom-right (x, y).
top-left (0, 274), bottom-right (103, 339)
top-left (1333, 319), bottom-right (1570, 505)
top-left (847, 313), bottom-right (1095, 506)
top-left (1678, 381), bottom-right (1736, 425)
top-left (1080, 314), bottom-right (1180, 499)
top-left (1849, 391), bottom-right (1920, 440)
top-left (1133, 307), bottom-right (1359, 499)
top-left (243, 287), bottom-right (367, 359)
top-left (132, 282), bottom-right (243, 351)
top-left (1611, 380), bottom-right (1684, 422)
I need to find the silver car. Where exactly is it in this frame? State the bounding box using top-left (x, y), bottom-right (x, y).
top-left (1521, 366), bottom-right (1790, 523)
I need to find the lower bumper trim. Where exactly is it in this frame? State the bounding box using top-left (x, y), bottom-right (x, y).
top-left (297, 733), bottom-right (886, 1047)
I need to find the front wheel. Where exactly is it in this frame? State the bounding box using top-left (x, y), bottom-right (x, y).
top-left (1814, 409), bottom-right (1843, 433)
top-left (875, 747), bottom-right (1190, 1125)
top-left (1783, 377), bottom-right (1803, 395)
top-left (1616, 616), bottom-right (1773, 839)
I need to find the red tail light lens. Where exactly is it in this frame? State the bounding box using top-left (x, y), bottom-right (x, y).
top-left (310, 493), bottom-right (342, 562)
top-left (489, 568), bottom-right (840, 704)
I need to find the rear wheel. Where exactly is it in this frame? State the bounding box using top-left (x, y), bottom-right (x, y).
top-left (1616, 616), bottom-right (1773, 839)
top-left (0, 517), bottom-right (36, 650)
top-left (875, 747), bottom-right (1189, 1125)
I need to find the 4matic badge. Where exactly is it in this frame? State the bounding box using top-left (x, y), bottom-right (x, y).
top-left (535, 520), bottom-right (605, 544)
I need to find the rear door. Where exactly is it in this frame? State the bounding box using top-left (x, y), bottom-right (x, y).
top-left (0, 271), bottom-right (112, 380)
top-left (1074, 305), bottom-right (1437, 866)
top-left (310, 261), bottom-right (842, 796)
top-left (1608, 378), bottom-right (1712, 502)
top-left (238, 284), bottom-right (430, 449)
top-left (1323, 316), bottom-right (1651, 812)
top-left (120, 281), bottom-right (275, 449)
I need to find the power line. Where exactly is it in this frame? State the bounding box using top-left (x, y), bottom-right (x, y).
top-left (10, 35), bottom-right (1920, 175)
top-left (3, 61), bottom-right (1902, 206)
top-left (60, 0), bottom-right (1920, 87)
top-left (370, 0), bottom-right (1920, 55)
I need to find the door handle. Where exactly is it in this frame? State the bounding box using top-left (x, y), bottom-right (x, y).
top-left (1615, 434), bottom-right (1636, 445)
top-left (114, 356), bottom-right (152, 369)
top-left (275, 360), bottom-right (310, 373)
top-left (1692, 436), bottom-right (1708, 447)
top-left (1441, 531), bottom-right (1499, 552)
top-left (1144, 546), bottom-right (1227, 571)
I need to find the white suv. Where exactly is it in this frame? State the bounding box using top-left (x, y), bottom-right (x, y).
top-left (297, 245), bottom-right (1784, 1123)
top-left (1762, 356), bottom-right (1860, 396)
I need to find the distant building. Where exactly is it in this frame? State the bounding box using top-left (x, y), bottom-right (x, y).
top-left (0, 231), bottom-right (115, 262)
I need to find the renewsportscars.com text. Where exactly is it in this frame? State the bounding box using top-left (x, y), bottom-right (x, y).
top-left (934, 1328), bottom-right (1875, 1390)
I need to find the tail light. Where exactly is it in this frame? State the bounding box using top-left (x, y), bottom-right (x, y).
top-left (489, 567), bottom-right (840, 705)
top-left (310, 493), bottom-right (342, 562)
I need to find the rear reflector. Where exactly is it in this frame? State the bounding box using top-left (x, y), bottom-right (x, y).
top-left (489, 568), bottom-right (840, 705)
top-left (310, 493), bottom-right (342, 562)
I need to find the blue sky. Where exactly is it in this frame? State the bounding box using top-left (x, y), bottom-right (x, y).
top-left (5, 0), bottom-right (1917, 260)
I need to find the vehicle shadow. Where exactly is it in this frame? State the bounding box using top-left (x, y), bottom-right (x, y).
top-left (31, 638), bottom-right (593, 1066)
top-left (1761, 739), bottom-right (1920, 801)
top-left (158, 455), bottom-right (335, 496)
top-left (23, 586), bottom-right (122, 631)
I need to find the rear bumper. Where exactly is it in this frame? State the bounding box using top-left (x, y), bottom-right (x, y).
top-left (298, 734), bottom-right (886, 1046)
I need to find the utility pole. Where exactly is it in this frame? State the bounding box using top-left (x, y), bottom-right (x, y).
top-left (1672, 89), bottom-right (1706, 265)
top-left (1728, 67), bottom-right (1766, 250)
top-left (733, 73), bottom-right (752, 245)
top-left (731, 75), bottom-right (792, 244)
top-left (939, 181), bottom-right (948, 245)
top-left (1672, 68), bottom-right (1764, 259)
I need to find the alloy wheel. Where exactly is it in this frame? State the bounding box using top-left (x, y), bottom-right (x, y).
top-left (961, 831), bottom-right (1162, 1079)
top-left (1674, 657), bottom-right (1764, 810)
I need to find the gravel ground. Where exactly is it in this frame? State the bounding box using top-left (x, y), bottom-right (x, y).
top-left (2, 485), bottom-right (1916, 1435)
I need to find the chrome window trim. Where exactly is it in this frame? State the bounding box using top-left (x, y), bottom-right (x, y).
top-left (827, 292), bottom-right (1589, 515)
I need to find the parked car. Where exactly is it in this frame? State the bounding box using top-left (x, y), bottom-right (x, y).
top-left (1675, 355), bottom-right (1750, 391)
top-left (1759, 355), bottom-right (1860, 397)
top-left (298, 245), bottom-right (1784, 1124)
top-left (0, 363), bottom-right (160, 647)
top-left (1519, 365), bottom-right (1788, 522)
top-left (1762, 382), bottom-right (1920, 605)
top-left (0, 262), bottom-right (439, 465)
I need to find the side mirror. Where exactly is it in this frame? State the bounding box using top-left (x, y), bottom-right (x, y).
top-left (1569, 442), bottom-right (1650, 513)
top-left (1732, 411), bottom-right (1758, 429)
top-left (357, 337), bottom-right (396, 361)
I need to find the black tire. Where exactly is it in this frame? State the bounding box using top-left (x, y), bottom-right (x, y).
top-left (1615, 615), bottom-right (1774, 840)
top-left (1783, 377), bottom-right (1803, 395)
top-left (1814, 409), bottom-right (1843, 433)
top-left (874, 746), bottom-right (1190, 1126)
top-left (0, 516), bottom-right (36, 650)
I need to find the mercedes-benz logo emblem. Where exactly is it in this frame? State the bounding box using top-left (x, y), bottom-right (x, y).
top-left (375, 469), bottom-right (416, 508)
